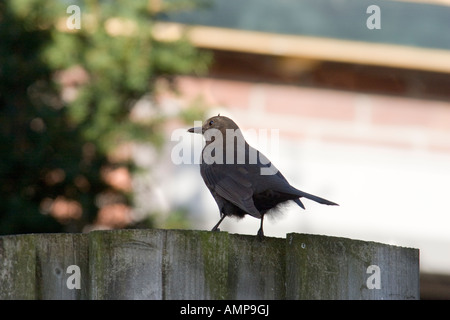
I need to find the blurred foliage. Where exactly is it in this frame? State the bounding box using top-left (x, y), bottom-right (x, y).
top-left (0, 0), bottom-right (211, 234)
top-left (163, 209), bottom-right (192, 230)
top-left (179, 96), bottom-right (210, 124)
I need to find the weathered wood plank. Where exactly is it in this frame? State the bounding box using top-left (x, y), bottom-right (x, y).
top-left (163, 229), bottom-right (229, 299)
top-left (0, 233), bottom-right (89, 300)
top-left (286, 233), bottom-right (420, 299)
top-left (34, 233), bottom-right (88, 299)
top-left (228, 234), bottom-right (286, 299)
top-left (0, 234), bottom-right (37, 299)
top-left (88, 229), bottom-right (165, 299)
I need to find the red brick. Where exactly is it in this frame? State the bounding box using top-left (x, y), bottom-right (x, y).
top-left (278, 128), bottom-right (308, 141)
top-left (177, 76), bottom-right (254, 110)
top-left (176, 76), bottom-right (214, 104)
top-left (371, 96), bottom-right (450, 131)
top-left (208, 79), bottom-right (253, 109)
top-left (428, 143), bottom-right (450, 154)
top-left (321, 132), bottom-right (414, 150)
top-left (429, 103), bottom-right (450, 132)
top-left (264, 85), bottom-right (356, 121)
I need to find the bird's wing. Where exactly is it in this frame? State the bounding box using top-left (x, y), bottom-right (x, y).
top-left (251, 150), bottom-right (302, 195)
top-left (201, 163), bottom-right (261, 218)
top-left (256, 150), bottom-right (338, 206)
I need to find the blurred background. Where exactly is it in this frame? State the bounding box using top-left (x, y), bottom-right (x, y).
top-left (1, 0), bottom-right (449, 299)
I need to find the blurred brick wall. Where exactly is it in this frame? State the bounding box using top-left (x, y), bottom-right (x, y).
top-left (176, 75), bottom-right (450, 154)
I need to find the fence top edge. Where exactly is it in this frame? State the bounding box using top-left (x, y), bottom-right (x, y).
top-left (0, 228), bottom-right (419, 251)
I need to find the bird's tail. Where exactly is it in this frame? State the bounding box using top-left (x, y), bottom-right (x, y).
top-left (294, 191), bottom-right (338, 209)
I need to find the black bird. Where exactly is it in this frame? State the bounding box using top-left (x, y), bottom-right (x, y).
top-left (188, 115), bottom-right (338, 239)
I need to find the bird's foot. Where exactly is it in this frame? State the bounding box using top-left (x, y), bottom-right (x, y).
top-left (211, 214), bottom-right (226, 232)
top-left (256, 228), bottom-right (265, 241)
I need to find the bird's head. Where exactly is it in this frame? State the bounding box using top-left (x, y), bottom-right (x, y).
top-left (188, 115), bottom-right (240, 136)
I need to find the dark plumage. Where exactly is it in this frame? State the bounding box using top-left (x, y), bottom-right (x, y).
top-left (188, 115), bottom-right (338, 239)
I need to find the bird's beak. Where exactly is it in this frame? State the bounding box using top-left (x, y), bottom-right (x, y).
top-left (188, 127), bottom-right (202, 134)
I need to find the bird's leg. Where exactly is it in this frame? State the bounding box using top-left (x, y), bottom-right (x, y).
top-left (257, 214), bottom-right (265, 240)
top-left (211, 214), bottom-right (226, 232)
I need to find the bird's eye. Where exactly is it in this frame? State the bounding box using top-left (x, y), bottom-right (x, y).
top-left (209, 120), bottom-right (214, 126)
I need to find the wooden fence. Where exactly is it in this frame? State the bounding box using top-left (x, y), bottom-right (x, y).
top-left (0, 229), bottom-right (419, 299)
